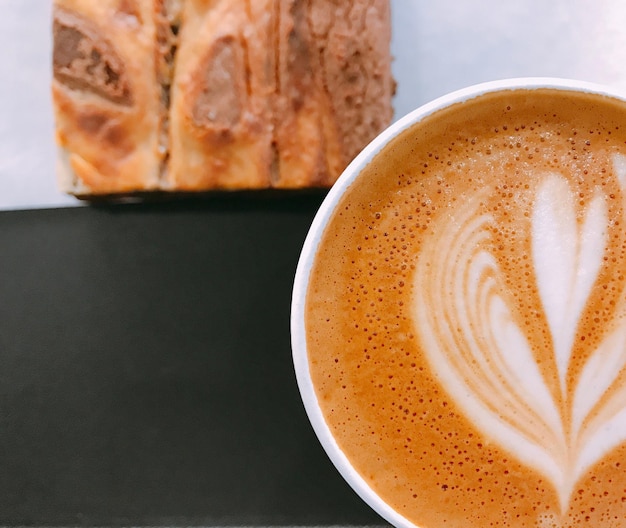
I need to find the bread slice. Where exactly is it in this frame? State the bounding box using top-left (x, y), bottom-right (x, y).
top-left (52, 0), bottom-right (170, 195)
top-left (166, 0), bottom-right (275, 190)
top-left (53, 0), bottom-right (394, 194)
top-left (273, 0), bottom-right (394, 188)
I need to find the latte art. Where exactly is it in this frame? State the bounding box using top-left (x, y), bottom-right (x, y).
top-left (413, 155), bottom-right (626, 512)
top-left (303, 87), bottom-right (626, 526)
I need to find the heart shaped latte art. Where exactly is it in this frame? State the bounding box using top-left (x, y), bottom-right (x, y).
top-left (412, 154), bottom-right (626, 512)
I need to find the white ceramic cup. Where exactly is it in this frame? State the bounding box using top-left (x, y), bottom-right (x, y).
top-left (290, 77), bottom-right (626, 528)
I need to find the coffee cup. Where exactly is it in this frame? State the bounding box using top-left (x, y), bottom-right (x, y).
top-left (291, 78), bottom-right (626, 527)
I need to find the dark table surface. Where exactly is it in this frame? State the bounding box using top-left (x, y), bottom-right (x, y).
top-left (0, 194), bottom-right (387, 526)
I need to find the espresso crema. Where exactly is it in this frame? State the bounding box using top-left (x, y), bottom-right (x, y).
top-left (305, 89), bottom-right (626, 527)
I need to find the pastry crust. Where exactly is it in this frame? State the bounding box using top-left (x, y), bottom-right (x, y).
top-left (52, 0), bottom-right (168, 195)
top-left (166, 0), bottom-right (275, 190)
top-left (52, 0), bottom-right (394, 194)
top-left (273, 0), bottom-right (394, 188)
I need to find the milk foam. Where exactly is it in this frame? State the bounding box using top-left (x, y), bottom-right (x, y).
top-left (412, 155), bottom-right (626, 512)
top-left (532, 174), bottom-right (607, 392)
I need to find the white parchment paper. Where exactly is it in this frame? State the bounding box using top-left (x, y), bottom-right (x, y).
top-left (2, 0), bottom-right (626, 210)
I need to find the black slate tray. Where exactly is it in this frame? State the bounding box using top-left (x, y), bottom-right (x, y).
top-left (0, 195), bottom-right (386, 526)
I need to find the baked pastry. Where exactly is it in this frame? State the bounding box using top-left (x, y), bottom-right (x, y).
top-left (52, 0), bottom-right (394, 194)
top-left (166, 0), bottom-right (275, 190)
top-left (273, 0), bottom-right (394, 188)
top-left (52, 0), bottom-right (172, 195)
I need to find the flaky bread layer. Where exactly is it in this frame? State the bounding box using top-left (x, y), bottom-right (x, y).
top-left (53, 0), bottom-right (394, 194)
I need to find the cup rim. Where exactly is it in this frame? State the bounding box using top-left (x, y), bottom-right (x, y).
top-left (290, 76), bottom-right (626, 528)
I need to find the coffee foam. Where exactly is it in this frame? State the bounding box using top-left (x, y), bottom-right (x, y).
top-left (305, 89), bottom-right (626, 526)
top-left (413, 166), bottom-right (625, 512)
